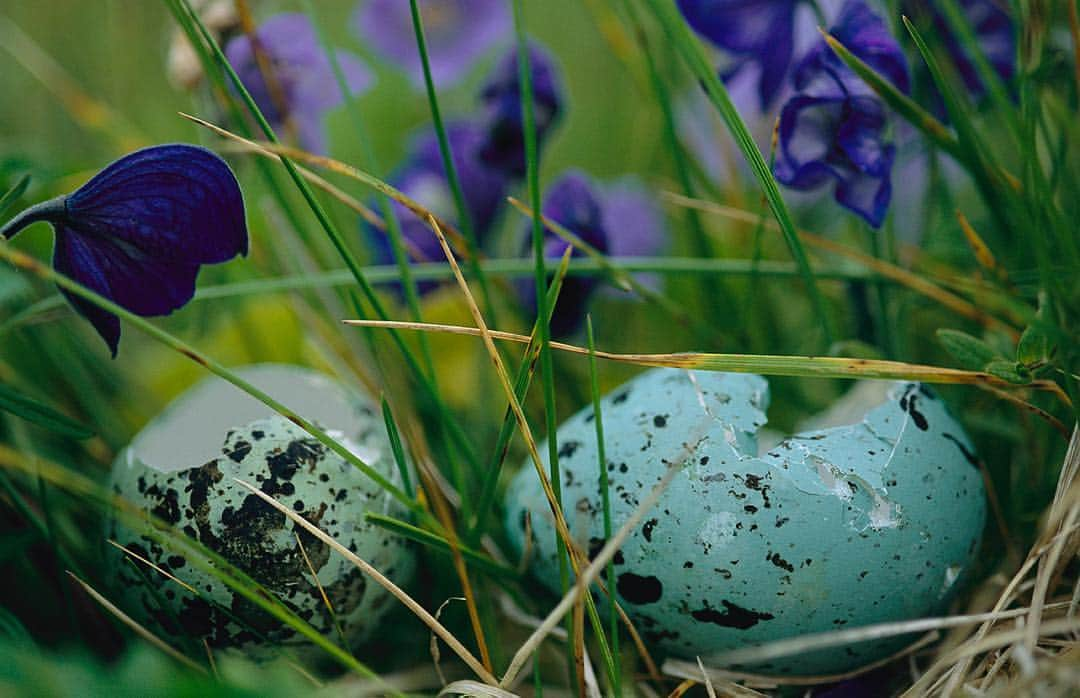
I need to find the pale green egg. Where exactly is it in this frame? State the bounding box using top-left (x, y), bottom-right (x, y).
top-left (105, 364), bottom-right (413, 661)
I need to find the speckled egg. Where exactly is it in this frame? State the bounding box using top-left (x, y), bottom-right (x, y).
top-left (505, 368), bottom-right (985, 675)
top-left (106, 364), bottom-right (414, 660)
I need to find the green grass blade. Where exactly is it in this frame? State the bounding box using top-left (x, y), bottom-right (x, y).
top-left (365, 512), bottom-right (516, 580)
top-left (407, 0), bottom-right (496, 321)
top-left (380, 396), bottom-right (415, 501)
top-left (511, 2), bottom-right (574, 678)
top-left (820, 31), bottom-right (965, 163)
top-left (643, 0), bottom-right (834, 347)
top-left (466, 250), bottom-right (573, 546)
top-left (0, 382), bottom-right (94, 439)
top-left (586, 316), bottom-right (619, 696)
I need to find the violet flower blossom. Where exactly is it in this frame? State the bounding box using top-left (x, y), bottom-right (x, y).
top-left (365, 122), bottom-right (507, 293)
top-left (477, 43), bottom-right (563, 178)
top-left (353, 0), bottom-right (510, 89)
top-left (0, 145), bottom-right (248, 355)
top-left (225, 13), bottom-right (372, 154)
top-left (677, 0), bottom-right (803, 109)
top-left (518, 172), bottom-right (666, 336)
top-left (773, 1), bottom-right (910, 228)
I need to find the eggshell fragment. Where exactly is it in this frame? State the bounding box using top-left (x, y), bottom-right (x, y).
top-left (106, 364), bottom-right (413, 660)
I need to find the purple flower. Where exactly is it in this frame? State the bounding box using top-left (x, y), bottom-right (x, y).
top-left (225, 13), bottom-right (372, 154)
top-left (903, 0), bottom-right (1015, 103)
top-left (677, 0), bottom-right (802, 109)
top-left (353, 0), bottom-right (510, 89)
top-left (477, 43), bottom-right (563, 178)
top-left (773, 1), bottom-right (909, 228)
top-left (365, 122), bottom-right (508, 293)
top-left (0, 145), bottom-right (248, 355)
top-left (518, 172), bottom-right (666, 336)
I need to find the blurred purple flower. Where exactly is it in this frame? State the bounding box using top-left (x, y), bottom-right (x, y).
top-left (773, 1), bottom-right (909, 228)
top-left (365, 122), bottom-right (508, 293)
top-left (0, 145), bottom-right (248, 355)
top-left (518, 172), bottom-right (666, 336)
top-left (353, 0), bottom-right (510, 89)
top-left (477, 42), bottom-right (563, 178)
top-left (225, 13), bottom-right (372, 154)
top-left (903, 0), bottom-right (1015, 106)
top-left (677, 0), bottom-right (802, 109)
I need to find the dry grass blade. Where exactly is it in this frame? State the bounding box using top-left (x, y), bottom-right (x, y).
top-left (438, 681), bottom-right (519, 697)
top-left (66, 571), bottom-right (207, 674)
top-left (956, 210), bottom-right (1008, 284)
top-left (699, 603), bottom-right (1073, 669)
top-left (666, 631), bottom-right (939, 689)
top-left (340, 319), bottom-right (1069, 399)
top-left (1025, 428), bottom-right (1080, 657)
top-left (412, 452), bottom-right (494, 673)
top-left (181, 113), bottom-right (473, 255)
top-left (295, 532), bottom-right (347, 649)
top-left (221, 141), bottom-right (384, 229)
top-left (976, 383), bottom-right (1071, 439)
top-left (663, 192), bottom-right (1020, 337)
top-left (232, 477), bottom-right (498, 686)
top-left (107, 538), bottom-right (199, 595)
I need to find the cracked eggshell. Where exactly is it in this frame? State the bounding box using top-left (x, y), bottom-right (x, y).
top-left (106, 364), bottom-right (414, 660)
top-left (504, 368), bottom-right (985, 675)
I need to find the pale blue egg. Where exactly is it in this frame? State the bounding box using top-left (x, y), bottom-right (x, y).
top-left (505, 368), bottom-right (985, 674)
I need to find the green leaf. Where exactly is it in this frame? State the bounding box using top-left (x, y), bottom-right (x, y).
top-left (1017, 292), bottom-right (1055, 367)
top-left (0, 383), bottom-right (93, 439)
top-left (984, 360), bottom-right (1031, 385)
top-left (1016, 323), bottom-right (1052, 367)
top-left (936, 328), bottom-right (1001, 370)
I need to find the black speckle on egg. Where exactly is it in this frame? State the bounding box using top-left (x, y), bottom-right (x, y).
top-left (617, 572), bottom-right (663, 604)
top-left (557, 440), bottom-right (581, 459)
top-left (653, 414), bottom-right (667, 428)
top-left (642, 518), bottom-right (658, 542)
top-left (767, 552), bottom-right (794, 573)
top-left (691, 600), bottom-right (774, 629)
top-left (226, 439), bottom-right (252, 463)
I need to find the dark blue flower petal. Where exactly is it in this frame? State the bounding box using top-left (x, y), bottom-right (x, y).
top-left (795, 0), bottom-right (909, 96)
top-left (53, 229), bottom-right (202, 355)
top-left (66, 144), bottom-right (248, 264)
top-left (775, 2), bottom-right (904, 227)
top-left (833, 145), bottom-right (893, 227)
top-left (477, 42), bottom-right (563, 178)
top-left (1, 144), bottom-right (248, 355)
top-left (835, 97), bottom-right (891, 176)
top-left (677, 0), bottom-right (800, 108)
